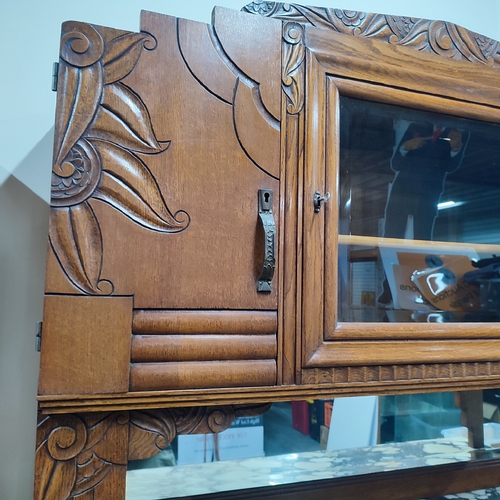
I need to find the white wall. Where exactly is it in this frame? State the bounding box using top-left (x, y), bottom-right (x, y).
top-left (1, 2), bottom-right (499, 498)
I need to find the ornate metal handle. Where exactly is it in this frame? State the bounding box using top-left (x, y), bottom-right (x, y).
top-left (257, 189), bottom-right (276, 293)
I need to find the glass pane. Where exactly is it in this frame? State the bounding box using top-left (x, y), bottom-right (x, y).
top-left (338, 97), bottom-right (500, 322)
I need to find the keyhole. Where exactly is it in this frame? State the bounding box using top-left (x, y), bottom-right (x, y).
top-left (264, 192), bottom-right (270, 203)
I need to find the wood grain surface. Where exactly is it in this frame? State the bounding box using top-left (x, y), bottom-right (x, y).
top-left (38, 295), bottom-right (132, 395)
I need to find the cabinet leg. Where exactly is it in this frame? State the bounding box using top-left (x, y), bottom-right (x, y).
top-left (455, 390), bottom-right (484, 449)
top-left (34, 412), bottom-right (129, 500)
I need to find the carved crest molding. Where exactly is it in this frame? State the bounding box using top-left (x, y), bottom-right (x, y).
top-left (244, 2), bottom-right (500, 67)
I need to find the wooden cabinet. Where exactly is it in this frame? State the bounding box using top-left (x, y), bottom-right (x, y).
top-left (35, 4), bottom-right (500, 498)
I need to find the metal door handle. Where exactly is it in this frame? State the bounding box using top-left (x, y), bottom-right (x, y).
top-left (257, 189), bottom-right (275, 293)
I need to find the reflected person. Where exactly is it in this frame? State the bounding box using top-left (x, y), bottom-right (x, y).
top-left (378, 123), bottom-right (467, 307)
top-left (383, 123), bottom-right (467, 240)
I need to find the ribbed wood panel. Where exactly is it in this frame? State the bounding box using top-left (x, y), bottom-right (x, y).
top-left (132, 310), bottom-right (277, 335)
top-left (130, 360), bottom-right (277, 390)
top-left (131, 335), bottom-right (277, 362)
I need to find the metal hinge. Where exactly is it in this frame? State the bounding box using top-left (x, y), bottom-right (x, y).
top-left (36, 321), bottom-right (42, 352)
top-left (52, 62), bottom-right (59, 92)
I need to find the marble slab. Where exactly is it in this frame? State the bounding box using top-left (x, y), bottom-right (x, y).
top-left (126, 438), bottom-right (479, 500)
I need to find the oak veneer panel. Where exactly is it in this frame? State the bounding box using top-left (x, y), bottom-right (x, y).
top-left (130, 360), bottom-right (277, 391)
top-left (131, 335), bottom-right (277, 362)
top-left (132, 310), bottom-right (277, 335)
top-left (38, 295), bottom-right (132, 395)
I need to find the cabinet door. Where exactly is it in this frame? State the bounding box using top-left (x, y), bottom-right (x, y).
top-left (299, 21), bottom-right (500, 393)
top-left (39, 9), bottom-right (282, 399)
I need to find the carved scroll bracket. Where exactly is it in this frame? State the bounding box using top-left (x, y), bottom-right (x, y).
top-left (35, 412), bottom-right (129, 500)
top-left (35, 405), bottom-right (271, 499)
top-left (128, 403), bottom-right (271, 461)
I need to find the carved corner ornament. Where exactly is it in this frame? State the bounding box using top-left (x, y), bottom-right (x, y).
top-left (35, 412), bottom-right (129, 500)
top-left (50, 22), bottom-right (189, 295)
top-left (35, 404), bottom-right (271, 499)
top-left (243, 2), bottom-right (500, 67)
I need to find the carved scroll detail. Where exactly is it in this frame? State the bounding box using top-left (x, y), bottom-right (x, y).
top-left (35, 412), bottom-right (129, 500)
top-left (51, 22), bottom-right (190, 295)
top-left (243, 3), bottom-right (500, 67)
top-left (283, 22), bottom-right (305, 115)
top-left (128, 403), bottom-right (271, 461)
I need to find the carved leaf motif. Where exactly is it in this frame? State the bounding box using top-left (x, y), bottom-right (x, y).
top-left (49, 203), bottom-right (110, 295)
top-left (103, 32), bottom-right (156, 84)
top-left (280, 5), bottom-right (340, 30)
top-left (448, 23), bottom-right (490, 63)
top-left (53, 62), bottom-right (103, 172)
top-left (50, 21), bottom-right (190, 295)
top-left (129, 410), bottom-right (176, 460)
top-left (397, 28), bottom-right (431, 51)
top-left (88, 83), bottom-right (166, 153)
top-left (355, 14), bottom-right (395, 40)
top-left (94, 165), bottom-right (189, 233)
top-left (130, 411), bottom-right (175, 445)
top-left (282, 27), bottom-right (305, 114)
top-left (91, 139), bottom-right (185, 228)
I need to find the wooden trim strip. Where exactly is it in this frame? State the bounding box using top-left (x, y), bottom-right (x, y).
top-left (38, 375), bottom-right (500, 414)
top-left (131, 335), bottom-right (277, 362)
top-left (129, 360), bottom-right (277, 391)
top-left (331, 322), bottom-right (500, 340)
top-left (307, 340), bottom-right (500, 367)
top-left (332, 77), bottom-right (500, 124)
top-left (132, 310), bottom-right (277, 335)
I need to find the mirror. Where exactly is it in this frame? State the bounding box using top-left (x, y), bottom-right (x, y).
top-left (126, 391), bottom-right (500, 499)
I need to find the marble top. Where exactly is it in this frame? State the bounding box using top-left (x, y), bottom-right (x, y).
top-left (126, 438), bottom-right (489, 499)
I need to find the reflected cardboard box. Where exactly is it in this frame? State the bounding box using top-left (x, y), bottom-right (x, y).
top-left (380, 246), bottom-right (481, 320)
top-left (175, 416), bottom-right (264, 465)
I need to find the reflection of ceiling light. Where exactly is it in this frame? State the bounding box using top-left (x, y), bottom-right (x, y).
top-left (437, 200), bottom-right (464, 210)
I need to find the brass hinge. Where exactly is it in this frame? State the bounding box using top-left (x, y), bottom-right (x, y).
top-left (36, 321), bottom-right (42, 352)
top-left (52, 62), bottom-right (59, 92)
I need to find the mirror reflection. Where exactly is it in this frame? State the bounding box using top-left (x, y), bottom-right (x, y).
top-left (126, 391), bottom-right (500, 499)
top-left (338, 97), bottom-right (500, 322)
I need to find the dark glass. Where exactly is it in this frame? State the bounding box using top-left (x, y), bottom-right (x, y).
top-left (338, 97), bottom-right (500, 322)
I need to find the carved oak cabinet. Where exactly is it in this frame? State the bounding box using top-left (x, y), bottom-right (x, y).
top-left (35, 3), bottom-right (500, 498)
